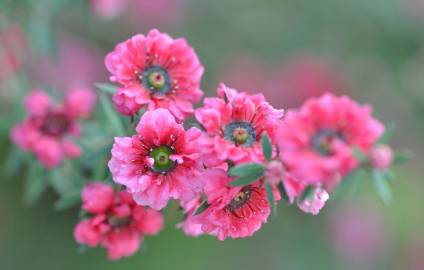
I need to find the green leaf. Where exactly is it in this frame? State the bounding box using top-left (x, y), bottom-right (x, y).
top-left (332, 169), bottom-right (364, 200)
top-left (261, 133), bottom-right (272, 161)
top-left (277, 181), bottom-right (289, 202)
top-left (230, 170), bottom-right (265, 186)
top-left (193, 200), bottom-right (209, 216)
top-left (54, 189), bottom-right (82, 211)
top-left (3, 147), bottom-right (28, 178)
top-left (393, 151), bottom-right (412, 165)
top-left (266, 183), bottom-right (276, 216)
top-left (377, 123), bottom-right (395, 144)
top-left (23, 163), bottom-right (48, 206)
top-left (94, 83), bottom-right (118, 95)
top-left (228, 163), bottom-right (265, 177)
top-left (371, 170), bottom-right (393, 205)
top-left (48, 168), bottom-right (74, 196)
top-left (298, 185), bottom-right (315, 203)
top-left (99, 92), bottom-right (126, 136)
top-left (351, 147), bottom-right (368, 163)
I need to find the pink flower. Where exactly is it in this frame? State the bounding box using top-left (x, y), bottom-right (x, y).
top-left (191, 169), bottom-right (270, 241)
top-left (11, 89), bottom-right (96, 168)
top-left (297, 187), bottom-right (329, 215)
top-left (328, 203), bottom-right (387, 264)
top-left (105, 29), bottom-right (204, 120)
top-left (195, 83), bottom-right (284, 167)
top-left (108, 108), bottom-right (204, 210)
top-left (277, 94), bottom-right (384, 189)
top-left (82, 182), bottom-right (115, 214)
top-left (0, 25), bottom-right (28, 82)
top-left (91, 0), bottom-right (128, 19)
top-left (74, 182), bottom-right (164, 260)
top-left (369, 144), bottom-right (393, 170)
top-left (177, 196), bottom-right (205, 237)
top-left (30, 36), bottom-right (105, 91)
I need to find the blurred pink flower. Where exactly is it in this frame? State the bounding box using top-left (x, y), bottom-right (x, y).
top-left (277, 94), bottom-right (384, 189)
top-left (218, 54), bottom-right (349, 109)
top-left (127, 0), bottom-right (186, 28)
top-left (11, 89), bottom-right (96, 168)
top-left (91, 0), bottom-right (128, 19)
top-left (272, 55), bottom-right (349, 108)
top-left (328, 203), bottom-right (387, 264)
top-left (0, 25), bottom-right (28, 82)
top-left (30, 36), bottom-right (105, 91)
top-left (74, 182), bottom-right (164, 260)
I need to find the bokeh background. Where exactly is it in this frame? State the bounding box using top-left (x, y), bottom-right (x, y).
top-left (1, 0), bottom-right (423, 269)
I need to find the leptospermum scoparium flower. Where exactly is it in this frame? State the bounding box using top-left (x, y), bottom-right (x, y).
top-left (105, 29), bottom-right (204, 121)
top-left (8, 28), bottom-right (406, 261)
top-left (109, 108), bottom-right (205, 210)
top-left (74, 182), bottom-right (164, 260)
top-left (11, 88), bottom-right (96, 168)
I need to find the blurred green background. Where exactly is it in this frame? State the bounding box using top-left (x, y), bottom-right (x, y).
top-left (1, 0), bottom-right (423, 269)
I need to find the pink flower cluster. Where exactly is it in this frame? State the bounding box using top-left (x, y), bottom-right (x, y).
top-left (11, 88), bottom-right (96, 168)
top-left (102, 30), bottom-right (395, 247)
top-left (10, 29), bottom-right (399, 260)
top-left (74, 182), bottom-right (163, 260)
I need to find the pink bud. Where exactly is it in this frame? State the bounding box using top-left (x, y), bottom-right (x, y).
top-left (370, 144), bottom-right (393, 170)
top-left (264, 160), bottom-right (285, 185)
top-left (298, 187), bottom-right (329, 215)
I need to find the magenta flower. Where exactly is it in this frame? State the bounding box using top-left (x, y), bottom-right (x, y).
top-left (191, 169), bottom-right (270, 241)
top-left (277, 94), bottom-right (384, 189)
top-left (10, 89), bottom-right (96, 168)
top-left (105, 29), bottom-right (204, 121)
top-left (195, 83), bottom-right (284, 167)
top-left (74, 182), bottom-right (163, 260)
top-left (108, 108), bottom-right (204, 210)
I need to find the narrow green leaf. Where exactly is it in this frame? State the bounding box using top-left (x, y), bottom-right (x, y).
top-left (261, 133), bottom-right (273, 161)
top-left (48, 168), bottom-right (74, 196)
top-left (372, 170), bottom-right (393, 205)
top-left (23, 163), bottom-right (48, 206)
top-left (266, 183), bottom-right (276, 216)
top-left (393, 151), bottom-right (412, 165)
top-left (377, 123), bottom-right (395, 144)
top-left (298, 185), bottom-right (315, 203)
top-left (193, 200), bottom-right (209, 216)
top-left (277, 181), bottom-right (290, 202)
top-left (54, 189), bottom-right (82, 211)
top-left (351, 147), bottom-right (368, 163)
top-left (99, 92), bottom-right (126, 135)
top-left (230, 170), bottom-right (264, 186)
top-left (94, 83), bottom-right (118, 95)
top-left (332, 169), bottom-right (364, 200)
top-left (228, 163), bottom-right (265, 177)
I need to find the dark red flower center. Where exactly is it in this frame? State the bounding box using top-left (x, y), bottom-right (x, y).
top-left (40, 111), bottom-right (71, 137)
top-left (227, 187), bottom-right (253, 211)
top-left (311, 129), bottom-right (344, 156)
top-left (108, 215), bottom-right (131, 228)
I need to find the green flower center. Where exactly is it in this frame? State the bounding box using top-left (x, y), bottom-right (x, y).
top-left (224, 121), bottom-right (256, 147)
top-left (149, 145), bottom-right (175, 173)
top-left (141, 66), bottom-right (171, 94)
